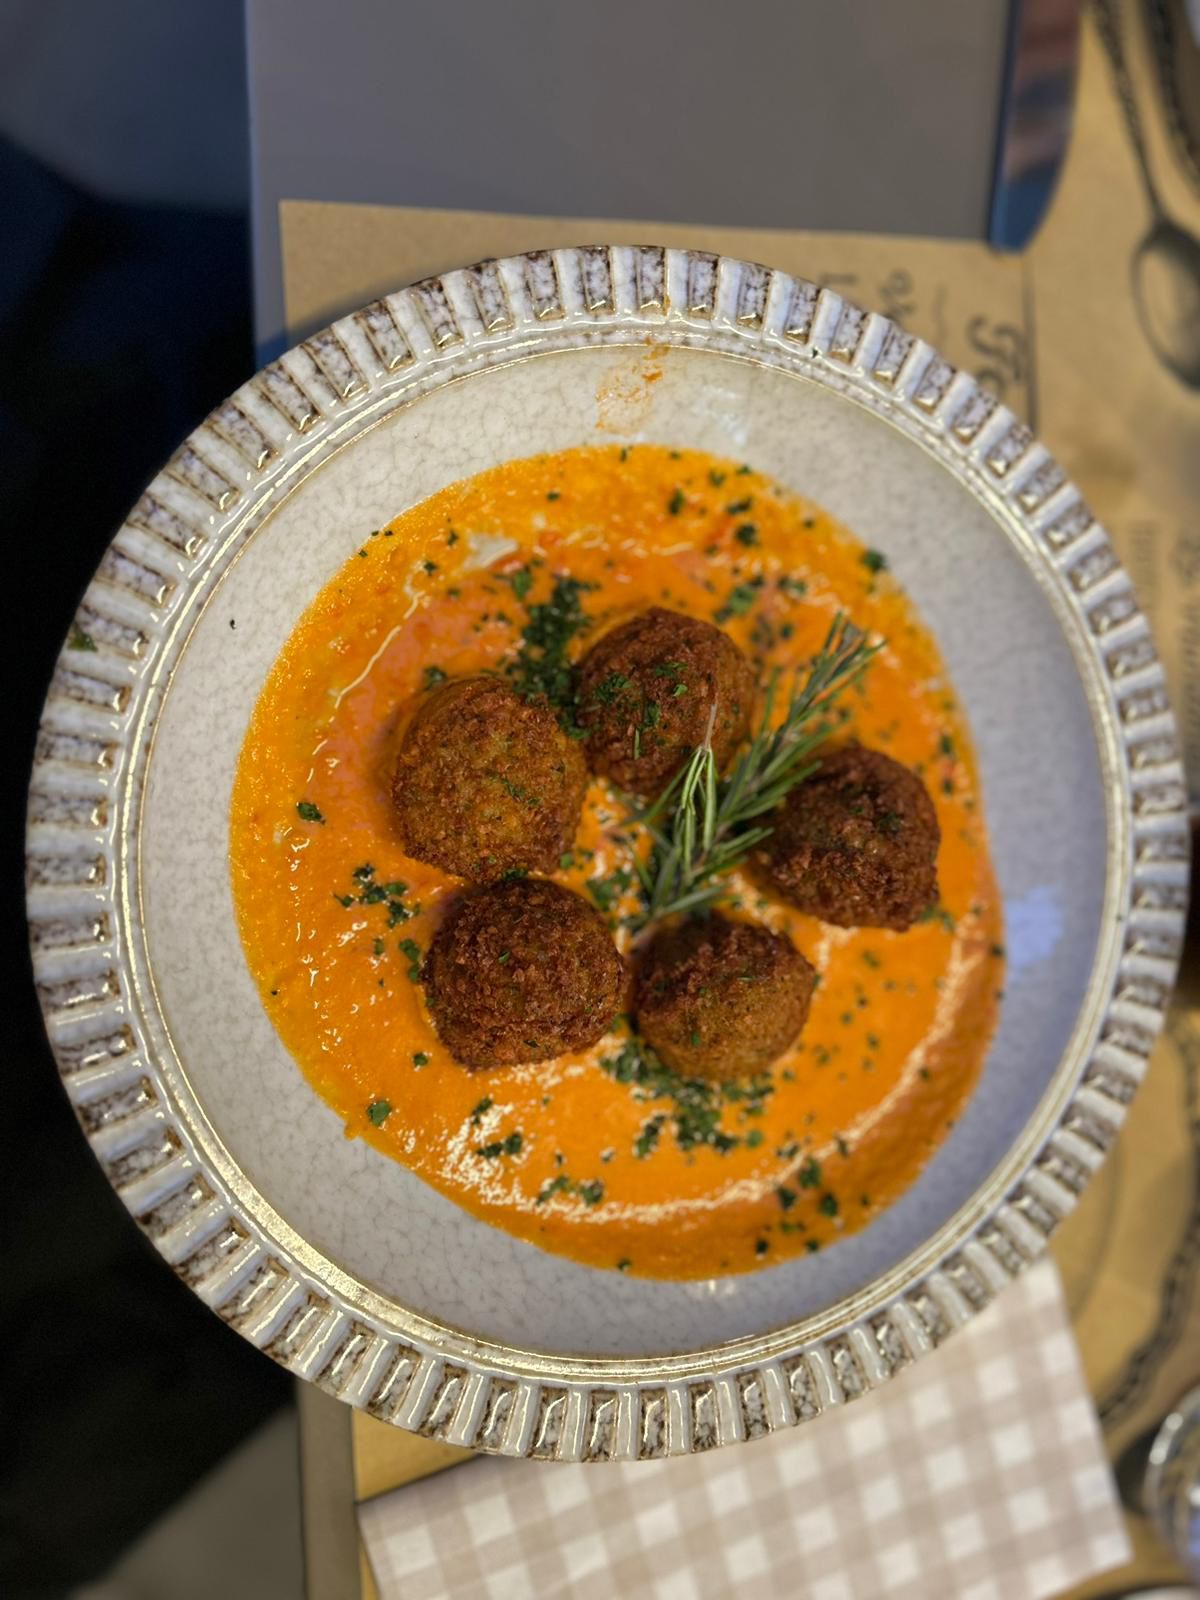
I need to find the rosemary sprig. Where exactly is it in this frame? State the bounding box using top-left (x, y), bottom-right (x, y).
top-left (628, 614), bottom-right (881, 925)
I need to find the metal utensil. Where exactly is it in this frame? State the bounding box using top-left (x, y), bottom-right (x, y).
top-left (1094, 0), bottom-right (1200, 387)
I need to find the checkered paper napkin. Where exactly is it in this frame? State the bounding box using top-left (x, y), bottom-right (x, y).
top-left (359, 1261), bottom-right (1129, 1600)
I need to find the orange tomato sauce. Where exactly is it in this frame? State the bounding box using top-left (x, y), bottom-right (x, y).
top-left (230, 446), bottom-right (1003, 1278)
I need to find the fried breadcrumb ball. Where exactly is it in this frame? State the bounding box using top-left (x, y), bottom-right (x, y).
top-left (575, 608), bottom-right (755, 797)
top-left (634, 913), bottom-right (816, 1081)
top-left (758, 743), bottom-right (939, 930)
top-left (423, 878), bottom-right (626, 1068)
top-left (392, 677), bottom-right (587, 882)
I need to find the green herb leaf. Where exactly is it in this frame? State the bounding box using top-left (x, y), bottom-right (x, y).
top-left (634, 1115), bottom-right (665, 1159)
top-left (627, 613), bottom-right (881, 925)
top-left (714, 582), bottom-right (760, 623)
top-left (423, 665), bottom-right (448, 689)
top-left (297, 801), bottom-right (325, 824)
top-left (476, 1130), bottom-right (523, 1160)
top-left (68, 624), bottom-right (97, 652)
top-left (536, 1174), bottom-right (573, 1204)
top-left (504, 573), bottom-right (592, 724)
top-left (367, 1099), bottom-right (391, 1126)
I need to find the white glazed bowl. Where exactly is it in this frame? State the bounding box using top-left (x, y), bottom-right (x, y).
top-left (27, 248), bottom-right (1187, 1460)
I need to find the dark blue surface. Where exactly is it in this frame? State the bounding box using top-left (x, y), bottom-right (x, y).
top-left (3, 138), bottom-right (291, 1600)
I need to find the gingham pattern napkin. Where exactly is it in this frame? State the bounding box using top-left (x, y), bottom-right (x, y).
top-left (359, 1261), bottom-right (1129, 1600)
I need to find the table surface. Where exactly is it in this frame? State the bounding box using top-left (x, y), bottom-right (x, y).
top-left (245, 0), bottom-right (1012, 357)
top-left (278, 6), bottom-right (1200, 1595)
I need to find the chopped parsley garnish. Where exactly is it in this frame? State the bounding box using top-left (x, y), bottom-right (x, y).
top-left (917, 903), bottom-right (957, 933)
top-left (776, 1185), bottom-right (798, 1211)
top-left (708, 469), bottom-right (726, 486)
top-left (496, 774), bottom-right (541, 808)
top-left (296, 801), bottom-right (325, 824)
top-left (469, 1097), bottom-right (493, 1125)
top-left (938, 732), bottom-right (955, 758)
top-left (819, 1193), bottom-right (839, 1217)
top-left (335, 863), bottom-right (417, 928)
top-left (634, 1115), bottom-right (665, 1159)
top-left (667, 487), bottom-right (686, 515)
top-left (734, 523), bottom-right (758, 546)
top-left (536, 1174), bottom-right (572, 1203)
top-left (476, 1131), bottom-right (523, 1159)
top-left (422, 559), bottom-right (438, 575)
top-left (535, 1172), bottom-right (603, 1206)
top-left (398, 938), bottom-right (423, 980)
top-left (507, 566), bottom-right (534, 603)
top-left (68, 624), bottom-right (97, 651)
top-left (367, 1099), bottom-right (392, 1126)
top-left (423, 665), bottom-right (448, 689)
top-left (755, 1239), bottom-right (769, 1257)
top-left (617, 1257), bottom-right (632, 1272)
top-left (590, 671), bottom-right (632, 705)
top-left (559, 851), bottom-right (575, 870)
top-left (778, 575), bottom-right (808, 598)
top-left (725, 497), bottom-right (753, 515)
top-left (587, 867), bottom-right (633, 913)
top-left (797, 1157), bottom-right (822, 1189)
top-left (600, 1035), bottom-right (772, 1155)
top-left (862, 548), bottom-right (888, 574)
top-left (505, 572), bottom-right (592, 723)
top-left (412, 1052), bottom-right (430, 1067)
top-left (714, 577), bottom-right (763, 623)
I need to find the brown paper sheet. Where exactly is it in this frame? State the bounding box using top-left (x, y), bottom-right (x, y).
top-left (281, 10), bottom-right (1200, 1597)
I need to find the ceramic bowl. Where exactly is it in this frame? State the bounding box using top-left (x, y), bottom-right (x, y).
top-left (27, 248), bottom-right (1187, 1460)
